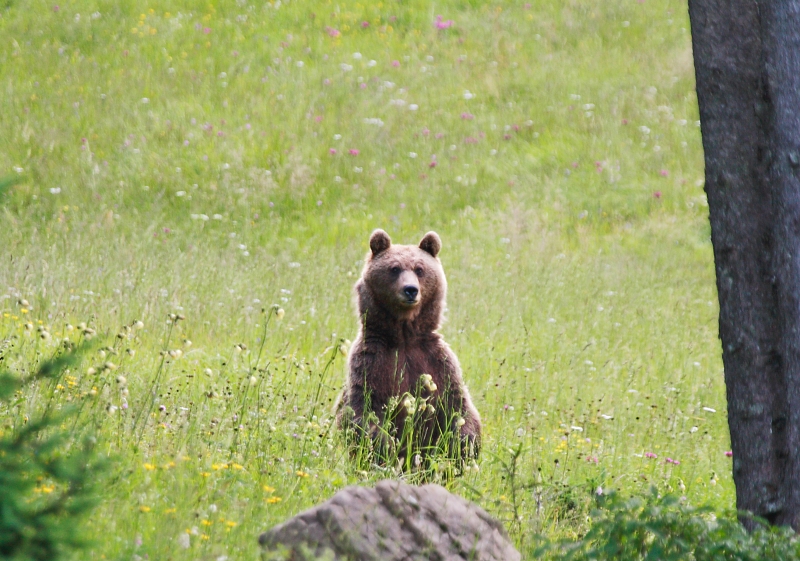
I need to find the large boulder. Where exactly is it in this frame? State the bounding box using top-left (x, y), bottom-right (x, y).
top-left (259, 479), bottom-right (520, 561)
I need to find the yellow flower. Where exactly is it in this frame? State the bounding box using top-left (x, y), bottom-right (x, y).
top-left (226, 521), bottom-right (237, 527)
top-left (263, 485), bottom-right (275, 493)
top-left (143, 463), bottom-right (156, 471)
top-left (296, 470), bottom-right (309, 478)
top-left (140, 506), bottom-right (151, 513)
top-left (164, 508), bottom-right (177, 514)
top-left (231, 463), bottom-right (244, 470)
top-left (201, 520), bottom-right (212, 526)
top-left (266, 496), bottom-right (282, 504)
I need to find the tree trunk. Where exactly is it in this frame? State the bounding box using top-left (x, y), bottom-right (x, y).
top-left (688, 0), bottom-right (800, 528)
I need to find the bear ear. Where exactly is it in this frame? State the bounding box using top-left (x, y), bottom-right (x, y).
top-left (369, 229), bottom-right (392, 256)
top-left (419, 231), bottom-right (442, 257)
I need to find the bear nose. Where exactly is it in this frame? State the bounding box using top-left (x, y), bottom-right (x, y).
top-left (403, 286), bottom-right (419, 300)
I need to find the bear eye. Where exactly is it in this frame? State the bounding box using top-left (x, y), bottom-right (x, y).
top-left (390, 266), bottom-right (402, 275)
top-left (415, 267), bottom-right (424, 277)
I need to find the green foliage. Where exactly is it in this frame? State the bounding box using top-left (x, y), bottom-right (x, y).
top-left (0, 175), bottom-right (21, 199)
top-left (0, 348), bottom-right (103, 561)
top-left (536, 488), bottom-right (800, 561)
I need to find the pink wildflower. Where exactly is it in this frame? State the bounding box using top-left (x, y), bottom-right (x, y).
top-left (461, 112), bottom-right (474, 120)
top-left (660, 169), bottom-right (669, 177)
top-left (329, 148), bottom-right (337, 155)
top-left (391, 60), bottom-right (400, 67)
top-left (203, 27), bottom-right (211, 34)
top-left (653, 191), bottom-right (662, 199)
top-left (435, 15), bottom-right (454, 29)
top-left (725, 450), bottom-right (733, 457)
top-left (325, 26), bottom-right (340, 37)
top-left (645, 452), bottom-right (657, 459)
top-left (361, 21), bottom-right (369, 28)
top-left (348, 149), bottom-right (359, 156)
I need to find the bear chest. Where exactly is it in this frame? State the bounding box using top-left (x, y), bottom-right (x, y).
top-left (380, 346), bottom-right (441, 394)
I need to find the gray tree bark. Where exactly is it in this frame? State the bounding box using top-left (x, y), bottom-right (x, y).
top-left (688, 0), bottom-right (800, 528)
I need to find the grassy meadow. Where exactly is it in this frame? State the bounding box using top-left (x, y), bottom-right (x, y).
top-left (0, 0), bottom-right (728, 558)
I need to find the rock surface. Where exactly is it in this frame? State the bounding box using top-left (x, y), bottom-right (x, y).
top-left (259, 479), bottom-right (521, 561)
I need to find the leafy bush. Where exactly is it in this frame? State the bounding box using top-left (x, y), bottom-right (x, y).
top-left (536, 487), bottom-right (800, 561)
top-left (0, 349), bottom-right (104, 561)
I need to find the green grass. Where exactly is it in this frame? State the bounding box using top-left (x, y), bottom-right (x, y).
top-left (0, 0), bottom-right (728, 558)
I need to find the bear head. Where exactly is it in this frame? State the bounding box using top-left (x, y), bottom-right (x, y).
top-left (357, 229), bottom-right (447, 329)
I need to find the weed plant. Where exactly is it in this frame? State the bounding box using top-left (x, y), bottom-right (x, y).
top-left (0, 0), bottom-right (736, 558)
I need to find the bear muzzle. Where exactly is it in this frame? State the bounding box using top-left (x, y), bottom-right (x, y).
top-left (402, 285), bottom-right (419, 304)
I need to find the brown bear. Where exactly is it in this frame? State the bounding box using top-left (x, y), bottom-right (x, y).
top-left (337, 229), bottom-right (481, 469)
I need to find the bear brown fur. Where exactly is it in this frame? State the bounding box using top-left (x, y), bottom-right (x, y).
top-left (337, 229), bottom-right (481, 467)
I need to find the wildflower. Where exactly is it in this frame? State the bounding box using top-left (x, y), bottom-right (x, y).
top-left (266, 496), bottom-right (282, 504)
top-left (296, 470), bottom-right (309, 478)
top-left (435, 15), bottom-right (454, 29)
top-left (461, 112), bottom-right (474, 120)
top-left (352, 52), bottom-right (362, 60)
top-left (348, 149), bottom-right (360, 156)
top-left (725, 450), bottom-right (733, 457)
top-left (177, 533), bottom-right (190, 549)
top-left (391, 60), bottom-right (400, 67)
top-left (644, 452), bottom-right (657, 459)
top-left (325, 26), bottom-right (340, 37)
top-left (653, 191), bottom-right (662, 199)
top-left (329, 148), bottom-right (337, 155)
